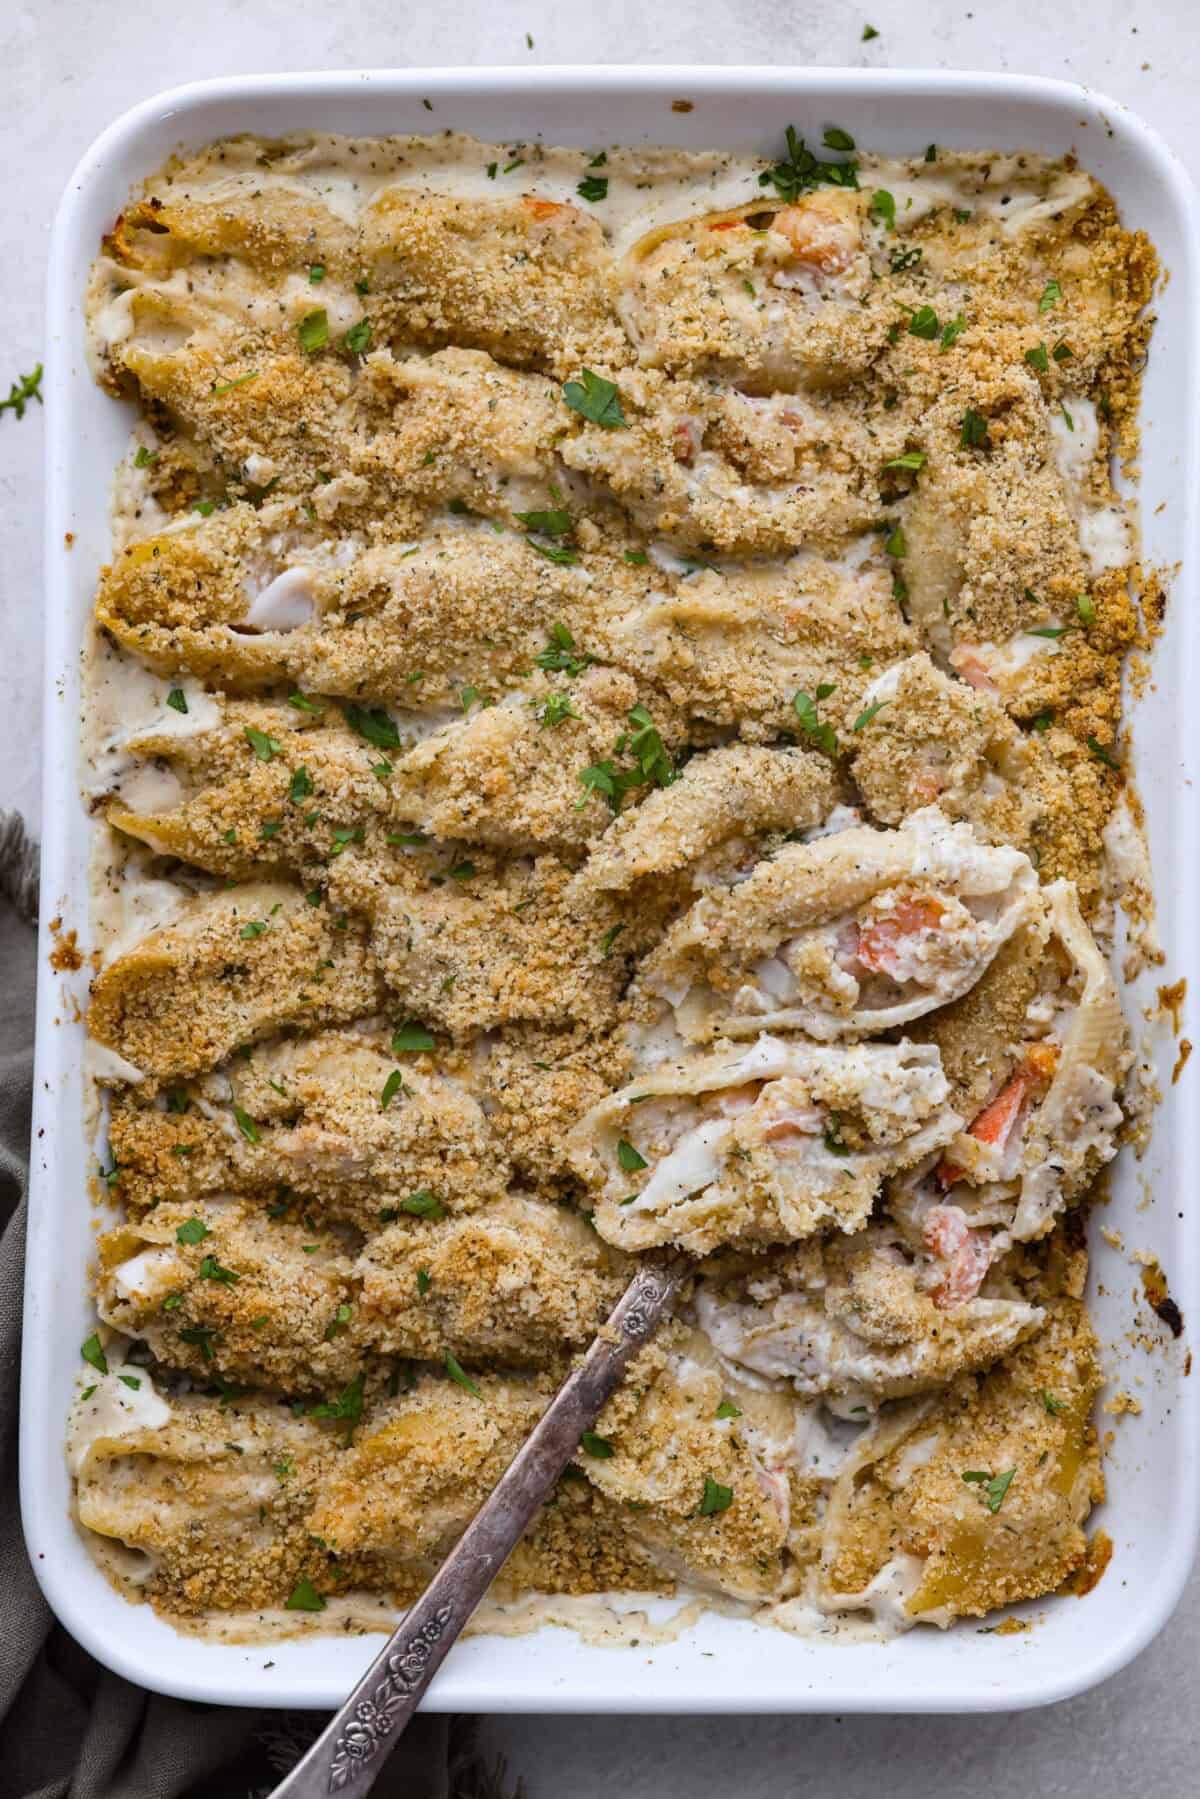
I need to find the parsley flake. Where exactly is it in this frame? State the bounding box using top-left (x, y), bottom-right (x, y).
top-left (166, 687), bottom-right (188, 714)
top-left (563, 368), bottom-right (626, 428)
top-left (617, 1139), bottom-right (648, 1173)
top-left (297, 310), bottom-right (329, 353)
top-left (445, 1351), bottom-right (481, 1396)
top-left (341, 704), bottom-right (401, 750)
top-left (244, 725), bottom-right (281, 762)
top-left (81, 1333), bottom-right (108, 1375)
top-left (175, 1217), bottom-right (210, 1246)
top-left (700, 1477), bottom-right (734, 1516)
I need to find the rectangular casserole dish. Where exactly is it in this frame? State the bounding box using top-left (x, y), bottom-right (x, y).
top-left (24, 64), bottom-right (1200, 1713)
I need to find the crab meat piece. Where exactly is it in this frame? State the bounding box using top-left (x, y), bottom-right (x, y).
top-left (921, 1204), bottom-right (994, 1309)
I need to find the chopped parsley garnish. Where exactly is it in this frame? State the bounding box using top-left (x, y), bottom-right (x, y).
top-left (601, 923), bottom-right (625, 957)
top-left (1026, 624), bottom-right (1070, 639)
top-left (0, 365), bottom-right (43, 421)
top-left (244, 725), bottom-right (281, 762)
top-left (175, 1217), bottom-right (210, 1246)
top-left (1038, 279), bottom-right (1063, 314)
top-left (1053, 340), bottom-right (1074, 362)
top-left (822, 126), bottom-right (856, 152)
top-left (134, 445), bottom-right (158, 467)
top-left (962, 1468), bottom-right (1015, 1513)
top-left (1088, 735), bottom-right (1121, 770)
top-left (885, 524), bottom-right (907, 558)
top-left (344, 318), bottom-right (372, 354)
top-left (940, 312), bottom-right (967, 350)
top-left (823, 1113), bottom-right (850, 1155)
top-left (448, 859), bottom-right (476, 881)
top-left (445, 1351), bottom-right (481, 1396)
top-left (166, 1086), bottom-right (190, 1114)
top-left (211, 371), bottom-right (259, 396)
top-left (288, 690), bottom-right (323, 713)
top-left (393, 1021), bottom-right (435, 1054)
top-left (699, 1477), bottom-right (734, 1516)
top-left (525, 535), bottom-right (579, 565)
top-left (233, 1106), bottom-right (260, 1145)
top-left (118, 1374), bottom-right (142, 1390)
top-left (341, 703), bottom-right (401, 750)
top-left (883, 450), bottom-right (926, 473)
top-left (324, 1302), bottom-right (352, 1340)
top-left (869, 189), bottom-right (896, 230)
top-left (297, 309), bottom-right (329, 353)
top-left (1025, 343), bottom-right (1050, 373)
top-left (1042, 1390), bottom-right (1067, 1415)
top-left (198, 1255), bottom-right (239, 1284)
top-left (308, 263), bottom-right (325, 283)
top-left (285, 1577), bottom-right (326, 1613)
top-left (240, 920), bottom-right (267, 939)
top-left (536, 622), bottom-right (592, 677)
top-left (563, 368), bottom-right (626, 428)
top-left (1031, 708), bottom-right (1054, 732)
top-left (80, 1385), bottom-right (97, 1400)
top-left (398, 1190), bottom-right (444, 1219)
top-left (578, 704), bottom-right (675, 812)
top-left (166, 687), bottom-right (188, 714)
top-left (81, 1334), bottom-right (108, 1375)
top-left (515, 507), bottom-right (572, 537)
top-left (760, 125), bottom-right (859, 202)
top-left (580, 1431), bottom-right (614, 1458)
top-left (862, 22), bottom-right (879, 38)
top-left (380, 1070), bottom-right (405, 1111)
top-left (852, 699), bottom-right (888, 732)
top-left (289, 766), bottom-right (312, 804)
top-left (793, 686), bottom-right (839, 757)
top-left (908, 305), bottom-right (938, 340)
top-left (417, 1269), bottom-right (432, 1296)
top-left (577, 175), bottom-right (609, 203)
top-left (715, 1401), bottom-right (742, 1420)
top-left (624, 550), bottom-right (649, 566)
top-left (307, 1371), bottom-right (365, 1435)
top-left (1076, 594), bottom-right (1096, 626)
top-left (959, 408), bottom-right (990, 449)
top-left (617, 1139), bottom-right (648, 1173)
top-left (538, 693), bottom-right (578, 728)
top-left (179, 1323), bottom-right (220, 1361)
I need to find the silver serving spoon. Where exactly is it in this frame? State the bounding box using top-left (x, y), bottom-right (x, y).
top-left (269, 1260), bottom-right (683, 1798)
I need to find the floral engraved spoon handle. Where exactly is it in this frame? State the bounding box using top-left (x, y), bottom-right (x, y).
top-left (269, 1261), bottom-right (683, 1798)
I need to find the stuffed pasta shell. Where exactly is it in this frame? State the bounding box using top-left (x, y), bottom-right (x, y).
top-left (567, 1033), bottom-right (958, 1254)
top-left (642, 808), bottom-right (1037, 1044)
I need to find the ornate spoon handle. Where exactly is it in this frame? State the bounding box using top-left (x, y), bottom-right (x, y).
top-left (269, 1261), bottom-right (683, 1798)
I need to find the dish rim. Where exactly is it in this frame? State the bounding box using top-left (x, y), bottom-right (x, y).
top-left (23, 63), bottom-right (1200, 1714)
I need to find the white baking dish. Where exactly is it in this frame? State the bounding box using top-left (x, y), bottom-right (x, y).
top-left (23, 66), bottom-right (1200, 1714)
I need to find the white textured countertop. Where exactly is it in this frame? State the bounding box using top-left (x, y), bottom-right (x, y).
top-left (3, 2), bottom-right (1198, 1790)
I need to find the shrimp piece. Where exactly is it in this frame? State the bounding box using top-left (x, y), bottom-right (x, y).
top-left (521, 196), bottom-right (582, 228)
top-left (855, 894), bottom-right (948, 978)
top-left (772, 192), bottom-right (862, 274)
top-left (950, 644), bottom-right (999, 693)
top-left (922, 1203), bottom-right (993, 1309)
